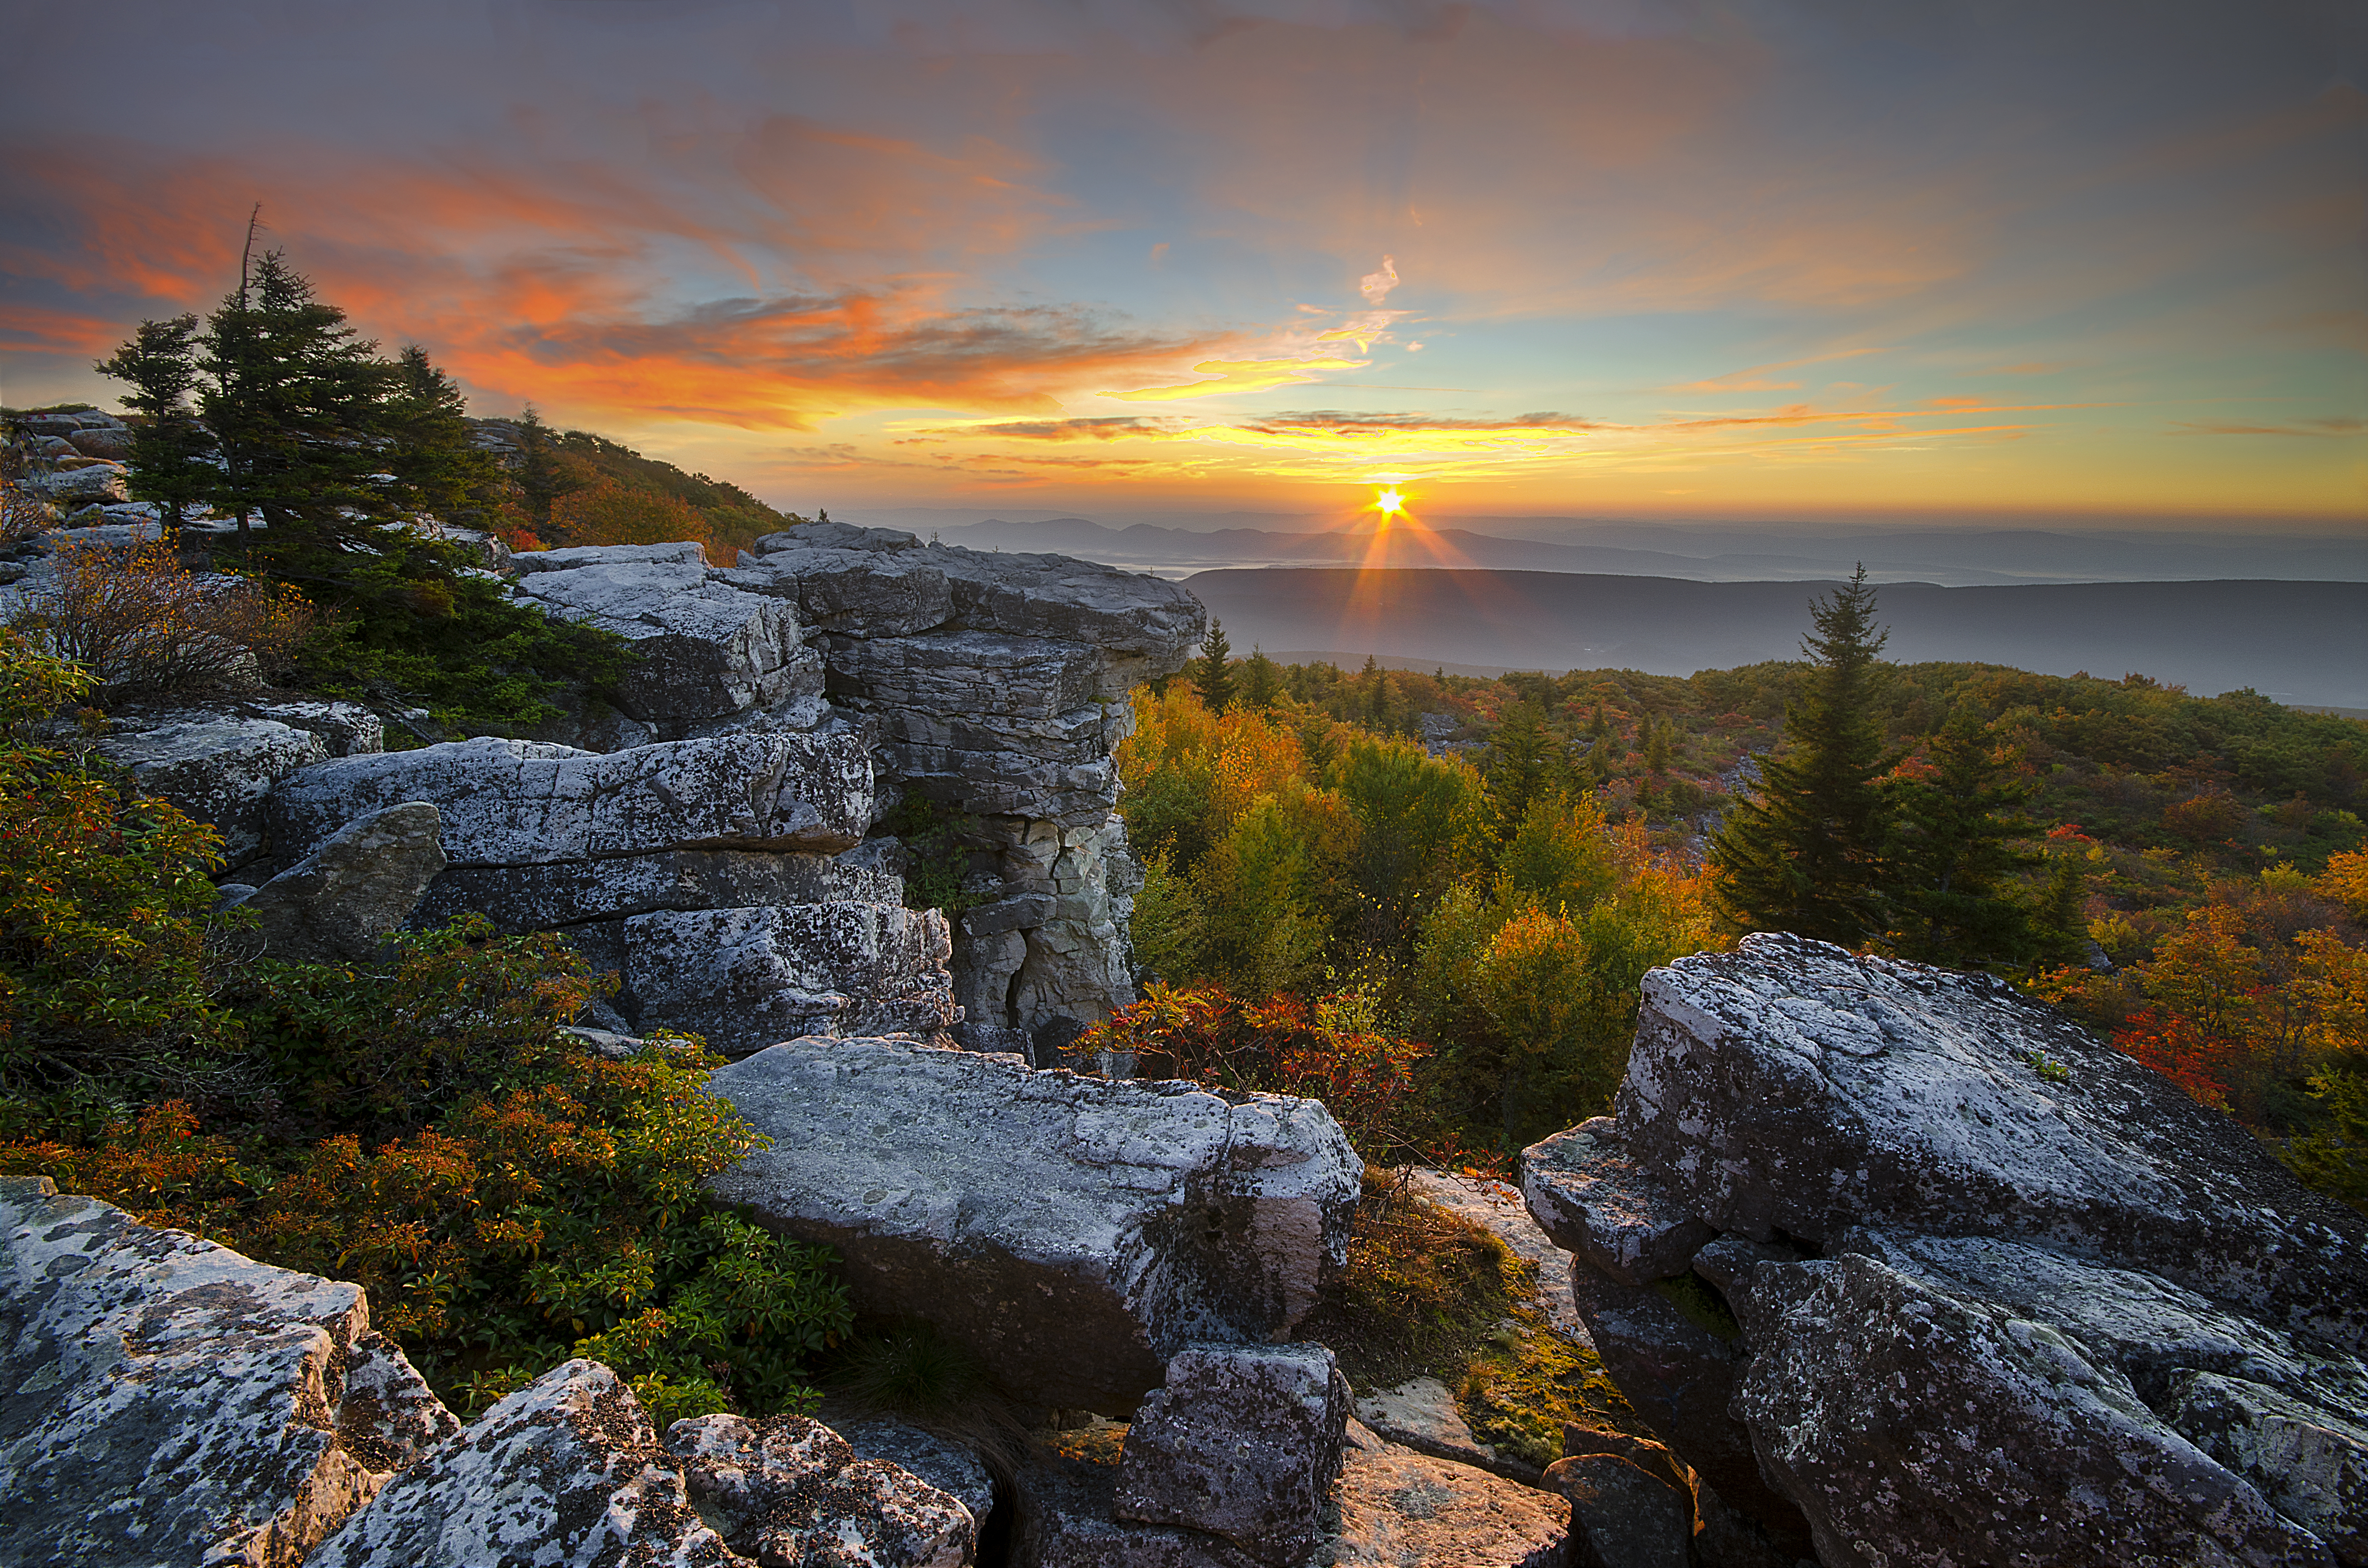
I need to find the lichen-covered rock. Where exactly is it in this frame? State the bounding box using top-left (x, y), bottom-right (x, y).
top-left (230, 801), bottom-right (446, 962)
top-left (664, 1412), bottom-right (974, 1567)
top-left (623, 902), bottom-right (958, 1055)
top-left (705, 1039), bottom-right (1362, 1415)
top-left (1731, 1251), bottom-right (2337, 1568)
top-left (411, 843), bottom-right (904, 933)
top-left (1623, 932), bottom-right (2368, 1349)
top-left (1113, 1343), bottom-right (1351, 1565)
top-left (0, 1176), bottom-right (448, 1568)
top-left (31, 460), bottom-right (130, 503)
top-left (1316, 1420), bottom-right (1571, 1568)
top-left (833, 1417), bottom-right (999, 1539)
top-left (238, 698), bottom-right (384, 757)
top-left (1522, 1120), bottom-right (1715, 1290)
top-left (308, 1359), bottom-right (732, 1568)
top-left (513, 543), bottom-right (827, 739)
top-left (1543, 1453), bottom-right (1690, 1568)
top-left (267, 728), bottom-right (879, 869)
top-left (1018, 1439), bottom-right (1264, 1568)
top-left (92, 713), bottom-right (328, 871)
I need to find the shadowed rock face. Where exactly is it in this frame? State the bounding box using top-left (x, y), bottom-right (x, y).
top-left (705, 1038), bottom-right (1360, 1416)
top-left (0, 1176), bottom-right (454, 1568)
top-left (1521, 933), bottom-right (2368, 1568)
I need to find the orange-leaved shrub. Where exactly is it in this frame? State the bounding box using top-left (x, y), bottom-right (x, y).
top-left (12, 538), bottom-right (317, 702)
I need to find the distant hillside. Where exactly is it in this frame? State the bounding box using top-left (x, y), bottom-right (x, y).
top-left (1182, 568), bottom-right (2368, 709)
top-left (468, 419), bottom-right (797, 556)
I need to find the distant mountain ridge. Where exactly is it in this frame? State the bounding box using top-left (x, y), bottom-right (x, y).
top-left (915, 514), bottom-right (2368, 588)
top-left (1181, 567), bottom-right (2368, 709)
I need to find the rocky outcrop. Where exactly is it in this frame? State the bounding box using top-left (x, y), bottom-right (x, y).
top-left (1521, 932), bottom-right (2368, 1568)
top-left (1320, 1419), bottom-right (1573, 1568)
top-left (93, 713), bottom-right (332, 873)
top-left (308, 1359), bottom-right (732, 1567)
top-left (705, 1038), bottom-right (1361, 1415)
top-left (227, 801), bottom-right (446, 963)
top-left (0, 1176), bottom-right (451, 1568)
top-left (623, 902), bottom-right (957, 1054)
top-left (726, 522), bottom-right (1204, 1046)
top-left (664, 1412), bottom-right (975, 1568)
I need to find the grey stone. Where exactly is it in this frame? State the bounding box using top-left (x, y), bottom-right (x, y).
top-left (1351, 1376), bottom-right (1531, 1483)
top-left (0, 1176), bottom-right (450, 1568)
top-left (1732, 1251), bottom-right (2336, 1568)
top-left (1622, 933), bottom-right (2368, 1350)
top-left (238, 698), bottom-right (383, 757)
top-left (65, 424), bottom-right (135, 460)
top-left (1315, 1421), bottom-right (1572, 1568)
top-left (2166, 1371), bottom-right (2368, 1564)
top-left (309, 1358), bottom-right (731, 1568)
top-left (1018, 1440), bottom-right (1263, 1568)
top-left (411, 844), bottom-right (901, 934)
top-left (30, 461), bottom-right (129, 503)
top-left (266, 729), bottom-right (878, 870)
top-left (1521, 1119), bottom-right (1716, 1289)
top-left (664, 1412), bottom-right (974, 1567)
top-left (1113, 1343), bottom-right (1351, 1565)
top-left (705, 1039), bottom-right (1362, 1415)
top-left (623, 902), bottom-right (958, 1055)
top-left (231, 802), bottom-right (446, 962)
top-left (1544, 1454), bottom-right (1691, 1568)
top-left (1406, 1168), bottom-right (1593, 1349)
top-left (512, 545), bottom-right (827, 738)
top-left (93, 712), bottom-right (328, 870)
top-left (833, 1417), bottom-right (998, 1536)
top-left (1557, 1427), bottom-right (1692, 1496)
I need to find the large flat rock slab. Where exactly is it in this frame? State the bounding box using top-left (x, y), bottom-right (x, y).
top-left (705, 1040), bottom-right (1361, 1414)
top-left (267, 729), bottom-right (879, 870)
top-left (0, 1176), bottom-right (453, 1568)
top-left (1623, 932), bottom-right (2368, 1350)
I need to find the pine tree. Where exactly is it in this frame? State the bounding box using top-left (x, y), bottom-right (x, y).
top-left (508, 406), bottom-right (585, 540)
top-left (1361, 655), bottom-right (1387, 725)
top-left (1192, 619), bottom-right (1236, 712)
top-left (1485, 698), bottom-right (1559, 835)
top-left (383, 346), bottom-right (502, 525)
top-left (1708, 566), bottom-right (1901, 944)
top-left (94, 315), bottom-right (215, 537)
top-left (198, 247), bottom-right (397, 556)
top-left (1239, 646), bottom-right (1283, 713)
top-left (1883, 704), bottom-right (2044, 969)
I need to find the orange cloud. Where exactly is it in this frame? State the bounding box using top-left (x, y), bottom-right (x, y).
top-left (1102, 355), bottom-right (1369, 401)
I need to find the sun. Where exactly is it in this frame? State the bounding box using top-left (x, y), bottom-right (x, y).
top-left (1374, 487), bottom-right (1405, 518)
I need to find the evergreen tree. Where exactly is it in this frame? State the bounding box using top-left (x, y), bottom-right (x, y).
top-left (508, 406), bottom-right (585, 540)
top-left (383, 346), bottom-right (502, 525)
top-left (1708, 566), bottom-right (1901, 944)
top-left (198, 248), bottom-right (397, 556)
top-left (1239, 646), bottom-right (1283, 713)
top-left (94, 315), bottom-right (215, 537)
top-left (1883, 704), bottom-right (2044, 969)
top-left (1484, 698), bottom-right (1559, 835)
top-left (1644, 714), bottom-right (1672, 776)
top-left (1192, 619), bottom-right (1236, 712)
top-left (1361, 655), bottom-right (1387, 725)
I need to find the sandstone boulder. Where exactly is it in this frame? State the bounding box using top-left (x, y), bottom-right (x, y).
top-left (623, 902), bottom-right (958, 1054)
top-left (665, 1412), bottom-right (974, 1568)
top-left (705, 1039), bottom-right (1361, 1414)
top-left (1318, 1420), bottom-right (1572, 1568)
top-left (0, 1176), bottom-right (450, 1568)
top-left (238, 698), bottom-right (383, 757)
top-left (31, 461), bottom-right (129, 504)
top-left (513, 543), bottom-right (826, 740)
top-left (93, 712), bottom-right (329, 871)
top-left (267, 728), bottom-right (878, 870)
top-left (1621, 932), bottom-right (2368, 1348)
top-left (411, 843), bottom-right (902, 934)
top-left (230, 801), bottom-right (446, 962)
top-left (833, 1417), bottom-right (999, 1540)
top-left (1113, 1343), bottom-right (1352, 1565)
top-left (309, 1359), bottom-right (730, 1568)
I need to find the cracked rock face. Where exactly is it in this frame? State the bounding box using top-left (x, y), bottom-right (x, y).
top-left (1520, 933), bottom-right (2368, 1568)
top-left (623, 902), bottom-right (957, 1054)
top-left (229, 800), bottom-right (447, 963)
top-left (705, 1039), bottom-right (1361, 1415)
top-left (0, 1176), bottom-right (453, 1568)
top-left (93, 713), bottom-right (331, 873)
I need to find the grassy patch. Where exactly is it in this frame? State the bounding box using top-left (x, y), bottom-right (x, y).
top-left (1458, 1306), bottom-right (1642, 1469)
top-left (1297, 1170), bottom-right (1519, 1390)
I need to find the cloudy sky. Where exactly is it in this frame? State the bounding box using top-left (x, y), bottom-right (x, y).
top-left (3, 0), bottom-right (2361, 527)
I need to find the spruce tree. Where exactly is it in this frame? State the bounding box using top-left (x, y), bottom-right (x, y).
top-left (508, 406), bottom-right (585, 540)
top-left (383, 346), bottom-right (502, 525)
top-left (1882, 704), bottom-right (2044, 968)
top-left (1708, 566), bottom-right (1901, 944)
top-left (1192, 619), bottom-right (1236, 712)
top-left (1485, 698), bottom-right (1559, 834)
top-left (198, 248), bottom-right (397, 556)
top-left (1239, 646), bottom-right (1283, 713)
top-left (94, 315), bottom-right (215, 537)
